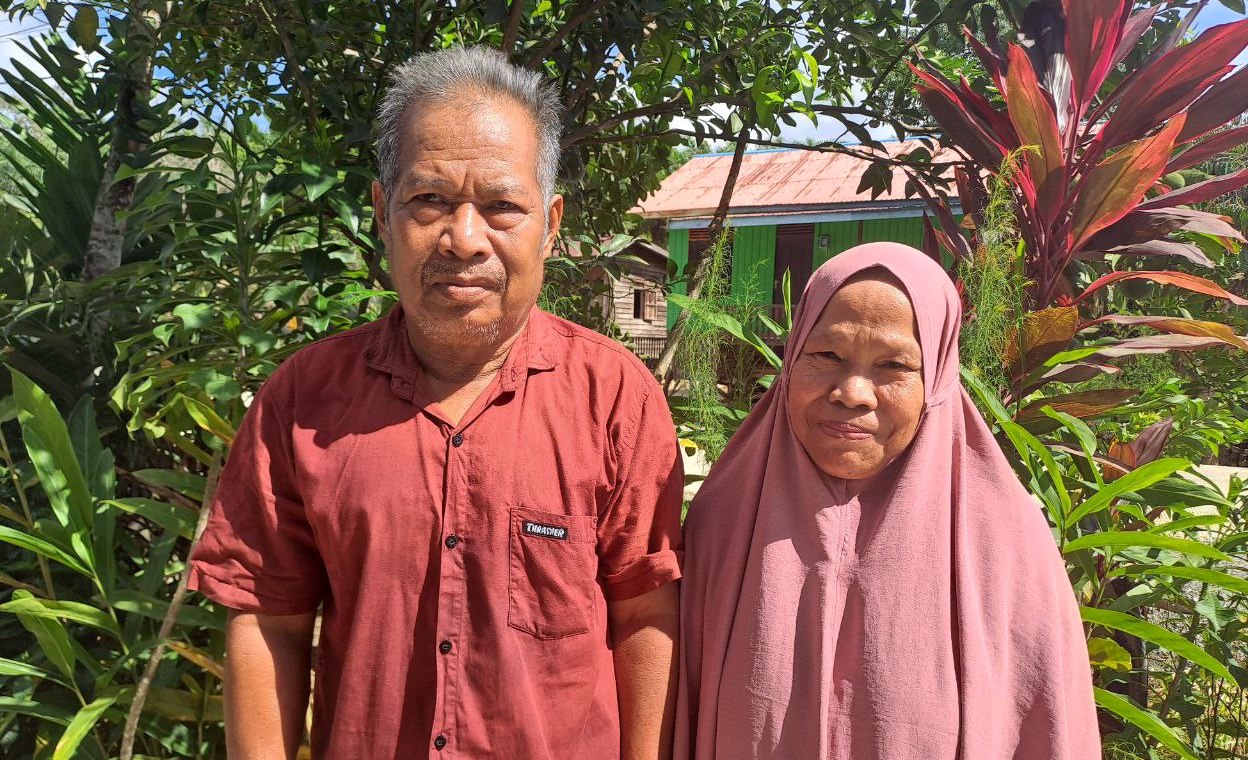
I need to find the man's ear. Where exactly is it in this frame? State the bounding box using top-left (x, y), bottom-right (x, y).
top-left (371, 180), bottom-right (389, 243)
top-left (542, 194), bottom-right (564, 260)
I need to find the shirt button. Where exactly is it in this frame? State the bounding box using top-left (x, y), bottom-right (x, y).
top-left (451, 433), bottom-right (464, 447)
top-left (444, 534), bottom-right (459, 549)
top-left (434, 734), bottom-right (448, 750)
top-left (439, 639), bottom-right (453, 654)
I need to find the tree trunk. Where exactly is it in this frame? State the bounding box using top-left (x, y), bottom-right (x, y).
top-left (80, 4), bottom-right (162, 282)
top-left (654, 118), bottom-right (754, 384)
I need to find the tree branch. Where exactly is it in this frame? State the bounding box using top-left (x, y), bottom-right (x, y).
top-left (258, 0), bottom-right (318, 132)
top-left (527, 0), bottom-right (614, 67)
top-left (118, 456), bottom-right (222, 760)
top-left (501, 0), bottom-right (526, 58)
top-left (654, 118), bottom-right (755, 382)
top-left (561, 95), bottom-right (687, 147)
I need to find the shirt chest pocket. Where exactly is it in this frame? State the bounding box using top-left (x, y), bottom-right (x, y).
top-left (507, 506), bottom-right (599, 640)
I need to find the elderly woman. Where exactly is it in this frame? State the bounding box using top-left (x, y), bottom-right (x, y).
top-left (677, 243), bottom-right (1099, 759)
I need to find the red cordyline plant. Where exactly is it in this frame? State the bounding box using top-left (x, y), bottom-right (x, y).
top-left (910, 0), bottom-right (1248, 406)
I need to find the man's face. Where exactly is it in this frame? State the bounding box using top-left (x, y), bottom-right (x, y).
top-left (372, 95), bottom-right (563, 350)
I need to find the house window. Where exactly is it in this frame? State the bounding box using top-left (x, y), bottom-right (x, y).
top-left (633, 288), bottom-right (659, 322)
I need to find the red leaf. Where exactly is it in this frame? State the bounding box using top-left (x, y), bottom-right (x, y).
top-left (1138, 167), bottom-right (1248, 210)
top-left (1128, 418), bottom-right (1175, 466)
top-left (957, 75), bottom-right (1018, 145)
top-left (1099, 19), bottom-right (1248, 149)
top-left (1005, 306), bottom-right (1080, 376)
top-left (1063, 0), bottom-right (1129, 111)
top-left (1079, 334), bottom-right (1231, 359)
top-left (1075, 270), bottom-right (1248, 306)
top-left (1085, 207), bottom-right (1245, 249)
top-left (913, 84), bottom-right (1009, 171)
top-left (1177, 65), bottom-right (1248, 144)
top-left (1166, 124), bottom-right (1248, 172)
top-left (909, 174), bottom-right (972, 259)
top-left (1082, 314), bottom-right (1248, 351)
top-left (1016, 389), bottom-right (1137, 422)
top-left (1005, 44), bottom-right (1067, 225)
top-left (1070, 116), bottom-right (1186, 252)
top-left (1110, 8), bottom-right (1159, 70)
top-left (1020, 363), bottom-right (1121, 397)
top-left (1076, 240), bottom-right (1214, 267)
top-left (963, 27), bottom-right (1006, 92)
top-left (955, 167), bottom-right (988, 224)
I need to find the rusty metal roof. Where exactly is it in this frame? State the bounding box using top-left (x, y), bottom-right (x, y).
top-left (634, 141), bottom-right (954, 220)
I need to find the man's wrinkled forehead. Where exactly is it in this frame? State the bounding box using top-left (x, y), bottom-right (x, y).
top-left (392, 94), bottom-right (541, 188)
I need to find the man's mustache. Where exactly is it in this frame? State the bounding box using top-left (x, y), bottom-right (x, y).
top-left (421, 258), bottom-right (507, 291)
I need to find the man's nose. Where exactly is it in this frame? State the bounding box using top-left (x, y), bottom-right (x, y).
top-left (439, 202), bottom-right (490, 260)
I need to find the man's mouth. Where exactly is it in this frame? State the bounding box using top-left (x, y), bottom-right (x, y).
top-left (432, 280), bottom-right (495, 300)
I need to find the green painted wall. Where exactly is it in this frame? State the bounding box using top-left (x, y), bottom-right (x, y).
top-left (730, 226), bottom-right (776, 306)
top-left (665, 216), bottom-right (927, 323)
top-left (813, 217), bottom-right (926, 268)
top-left (666, 228), bottom-right (689, 331)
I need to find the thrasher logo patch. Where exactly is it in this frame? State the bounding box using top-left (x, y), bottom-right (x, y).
top-left (523, 521), bottom-right (568, 540)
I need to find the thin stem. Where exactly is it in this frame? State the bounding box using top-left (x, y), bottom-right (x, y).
top-left (0, 429), bottom-right (55, 599)
top-left (118, 455), bottom-right (222, 760)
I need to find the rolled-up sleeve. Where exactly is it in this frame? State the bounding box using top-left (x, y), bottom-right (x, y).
top-left (597, 381), bottom-right (684, 602)
top-left (189, 372), bottom-right (326, 614)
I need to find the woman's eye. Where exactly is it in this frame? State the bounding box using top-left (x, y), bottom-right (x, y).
top-left (814, 351), bottom-right (841, 361)
top-left (883, 360), bottom-right (916, 371)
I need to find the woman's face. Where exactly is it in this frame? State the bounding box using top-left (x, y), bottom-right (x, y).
top-left (788, 271), bottom-right (925, 480)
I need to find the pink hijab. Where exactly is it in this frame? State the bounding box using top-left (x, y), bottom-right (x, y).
top-left (676, 243), bottom-right (1099, 759)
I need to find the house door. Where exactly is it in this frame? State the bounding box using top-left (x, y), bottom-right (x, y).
top-left (774, 224), bottom-right (814, 309)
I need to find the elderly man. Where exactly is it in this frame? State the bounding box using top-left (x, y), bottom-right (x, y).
top-left (189, 47), bottom-right (683, 760)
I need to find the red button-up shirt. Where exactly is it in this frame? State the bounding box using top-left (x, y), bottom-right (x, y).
top-left (189, 306), bottom-right (683, 759)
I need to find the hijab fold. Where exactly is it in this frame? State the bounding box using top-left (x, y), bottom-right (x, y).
top-left (676, 243), bottom-right (1100, 759)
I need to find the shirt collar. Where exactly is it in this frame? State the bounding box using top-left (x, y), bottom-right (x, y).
top-left (364, 305), bottom-right (557, 400)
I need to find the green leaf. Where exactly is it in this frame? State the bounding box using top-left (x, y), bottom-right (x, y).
top-left (1081, 606), bottom-right (1236, 683)
top-left (131, 468), bottom-right (206, 502)
top-left (105, 498), bottom-right (195, 541)
top-left (9, 591), bottom-right (76, 680)
top-left (67, 397), bottom-right (114, 501)
top-left (0, 525), bottom-right (91, 577)
top-left (112, 591), bottom-right (226, 631)
top-left (1117, 564), bottom-right (1248, 595)
top-left (0, 596), bottom-right (121, 638)
top-left (1064, 531), bottom-right (1231, 561)
top-left (1040, 407), bottom-right (1098, 467)
top-left (0, 696), bottom-right (74, 725)
top-left (1066, 457), bottom-right (1191, 525)
top-left (1087, 636), bottom-right (1132, 671)
top-left (1093, 688), bottom-right (1198, 760)
top-left (301, 159), bottom-right (336, 201)
top-left (1147, 515), bottom-right (1226, 534)
top-left (53, 691), bottom-right (119, 760)
top-left (179, 395), bottom-right (236, 445)
top-left (237, 327), bottom-right (277, 355)
top-left (67, 5), bottom-right (98, 50)
top-left (172, 303), bottom-right (213, 330)
top-left (10, 369), bottom-right (95, 556)
top-left (0, 656), bottom-right (72, 686)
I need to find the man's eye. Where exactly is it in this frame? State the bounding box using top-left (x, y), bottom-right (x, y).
top-left (492, 200), bottom-right (520, 212)
top-left (412, 194), bottom-right (444, 204)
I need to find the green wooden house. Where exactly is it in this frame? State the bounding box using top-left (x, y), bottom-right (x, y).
top-left (634, 142), bottom-right (954, 330)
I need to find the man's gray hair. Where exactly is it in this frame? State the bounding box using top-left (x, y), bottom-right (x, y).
top-left (376, 46), bottom-right (563, 205)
